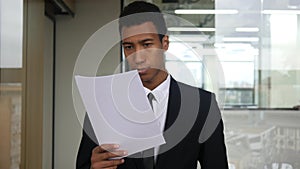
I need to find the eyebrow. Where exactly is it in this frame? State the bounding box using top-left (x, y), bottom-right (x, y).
top-left (139, 38), bottom-right (154, 43)
top-left (122, 38), bottom-right (154, 45)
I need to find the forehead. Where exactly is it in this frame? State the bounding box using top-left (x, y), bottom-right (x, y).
top-left (121, 21), bottom-right (159, 40)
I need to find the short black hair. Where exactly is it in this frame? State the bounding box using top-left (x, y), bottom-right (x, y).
top-left (119, 1), bottom-right (167, 42)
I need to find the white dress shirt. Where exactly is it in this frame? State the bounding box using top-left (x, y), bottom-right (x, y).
top-left (144, 75), bottom-right (171, 160)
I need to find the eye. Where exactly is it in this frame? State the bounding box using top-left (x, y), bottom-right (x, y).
top-left (143, 43), bottom-right (152, 48)
top-left (124, 45), bottom-right (133, 50)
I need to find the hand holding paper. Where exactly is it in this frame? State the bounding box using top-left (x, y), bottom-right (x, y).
top-left (75, 70), bottom-right (165, 156)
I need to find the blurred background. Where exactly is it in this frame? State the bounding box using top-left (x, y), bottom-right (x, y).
top-left (1, 0), bottom-right (299, 168)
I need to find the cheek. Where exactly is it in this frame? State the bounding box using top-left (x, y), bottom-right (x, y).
top-left (126, 58), bottom-right (135, 66)
top-left (124, 50), bottom-right (133, 58)
top-left (125, 55), bottom-right (134, 66)
top-left (149, 54), bottom-right (165, 68)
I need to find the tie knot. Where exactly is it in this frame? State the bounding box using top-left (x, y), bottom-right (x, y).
top-left (147, 93), bottom-right (155, 110)
top-left (147, 92), bottom-right (155, 102)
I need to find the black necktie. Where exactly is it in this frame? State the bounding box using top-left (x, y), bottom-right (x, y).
top-left (147, 92), bottom-right (155, 110)
top-left (143, 93), bottom-right (155, 169)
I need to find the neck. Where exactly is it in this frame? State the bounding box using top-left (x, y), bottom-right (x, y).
top-left (143, 70), bottom-right (168, 90)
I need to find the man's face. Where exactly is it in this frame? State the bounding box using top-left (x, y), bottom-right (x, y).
top-left (121, 21), bottom-right (169, 87)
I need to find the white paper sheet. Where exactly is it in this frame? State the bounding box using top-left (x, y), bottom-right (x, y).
top-left (75, 70), bottom-right (165, 156)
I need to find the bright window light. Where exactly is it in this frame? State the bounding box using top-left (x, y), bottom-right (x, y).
top-left (168, 27), bottom-right (216, 32)
top-left (0, 0), bottom-right (23, 68)
top-left (262, 10), bottom-right (300, 15)
top-left (169, 35), bottom-right (209, 42)
top-left (235, 27), bottom-right (259, 32)
top-left (174, 9), bottom-right (239, 15)
top-left (270, 14), bottom-right (297, 44)
top-left (222, 37), bottom-right (259, 42)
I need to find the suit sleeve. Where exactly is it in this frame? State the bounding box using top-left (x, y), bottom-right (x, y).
top-left (198, 94), bottom-right (229, 169)
top-left (76, 115), bottom-right (98, 169)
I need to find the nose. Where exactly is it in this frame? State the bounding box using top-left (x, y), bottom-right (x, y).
top-left (134, 46), bottom-right (146, 65)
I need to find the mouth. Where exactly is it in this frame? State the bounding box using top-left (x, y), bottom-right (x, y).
top-left (137, 68), bottom-right (149, 75)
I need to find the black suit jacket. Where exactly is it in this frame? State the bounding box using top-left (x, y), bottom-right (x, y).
top-left (76, 77), bottom-right (228, 169)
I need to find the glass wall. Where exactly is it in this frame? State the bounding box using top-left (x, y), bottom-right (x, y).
top-left (124, 0), bottom-right (300, 109)
top-left (0, 0), bottom-right (23, 168)
top-left (123, 0), bottom-right (300, 169)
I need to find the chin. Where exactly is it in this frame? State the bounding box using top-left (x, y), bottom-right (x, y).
top-left (139, 75), bottom-right (152, 83)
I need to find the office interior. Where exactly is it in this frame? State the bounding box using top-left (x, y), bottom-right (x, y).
top-left (0, 0), bottom-right (300, 168)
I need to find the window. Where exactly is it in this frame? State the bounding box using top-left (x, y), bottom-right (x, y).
top-left (0, 0), bottom-right (23, 68)
top-left (166, 37), bottom-right (203, 88)
top-left (123, 0), bottom-right (300, 109)
top-left (0, 0), bottom-right (23, 168)
top-left (122, 1), bottom-right (300, 169)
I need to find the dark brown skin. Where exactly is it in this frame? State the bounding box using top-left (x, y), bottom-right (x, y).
top-left (91, 21), bottom-right (169, 169)
top-left (90, 144), bottom-right (126, 169)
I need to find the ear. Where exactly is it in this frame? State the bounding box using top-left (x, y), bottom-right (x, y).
top-left (162, 35), bottom-right (169, 51)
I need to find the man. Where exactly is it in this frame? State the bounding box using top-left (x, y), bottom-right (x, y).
top-left (76, 1), bottom-right (228, 169)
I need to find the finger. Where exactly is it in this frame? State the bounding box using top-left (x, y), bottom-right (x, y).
top-left (93, 144), bottom-right (120, 153)
top-left (102, 166), bottom-right (118, 169)
top-left (91, 150), bottom-right (127, 162)
top-left (101, 159), bottom-right (124, 167)
top-left (101, 167), bottom-right (117, 169)
top-left (103, 166), bottom-right (117, 169)
top-left (109, 150), bottom-right (128, 157)
top-left (99, 150), bottom-right (127, 160)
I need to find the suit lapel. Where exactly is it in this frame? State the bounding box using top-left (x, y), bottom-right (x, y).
top-left (156, 77), bottom-right (181, 169)
top-left (163, 77), bottom-right (181, 132)
top-left (132, 77), bottom-right (181, 169)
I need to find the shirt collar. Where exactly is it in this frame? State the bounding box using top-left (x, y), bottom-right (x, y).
top-left (144, 75), bottom-right (171, 103)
